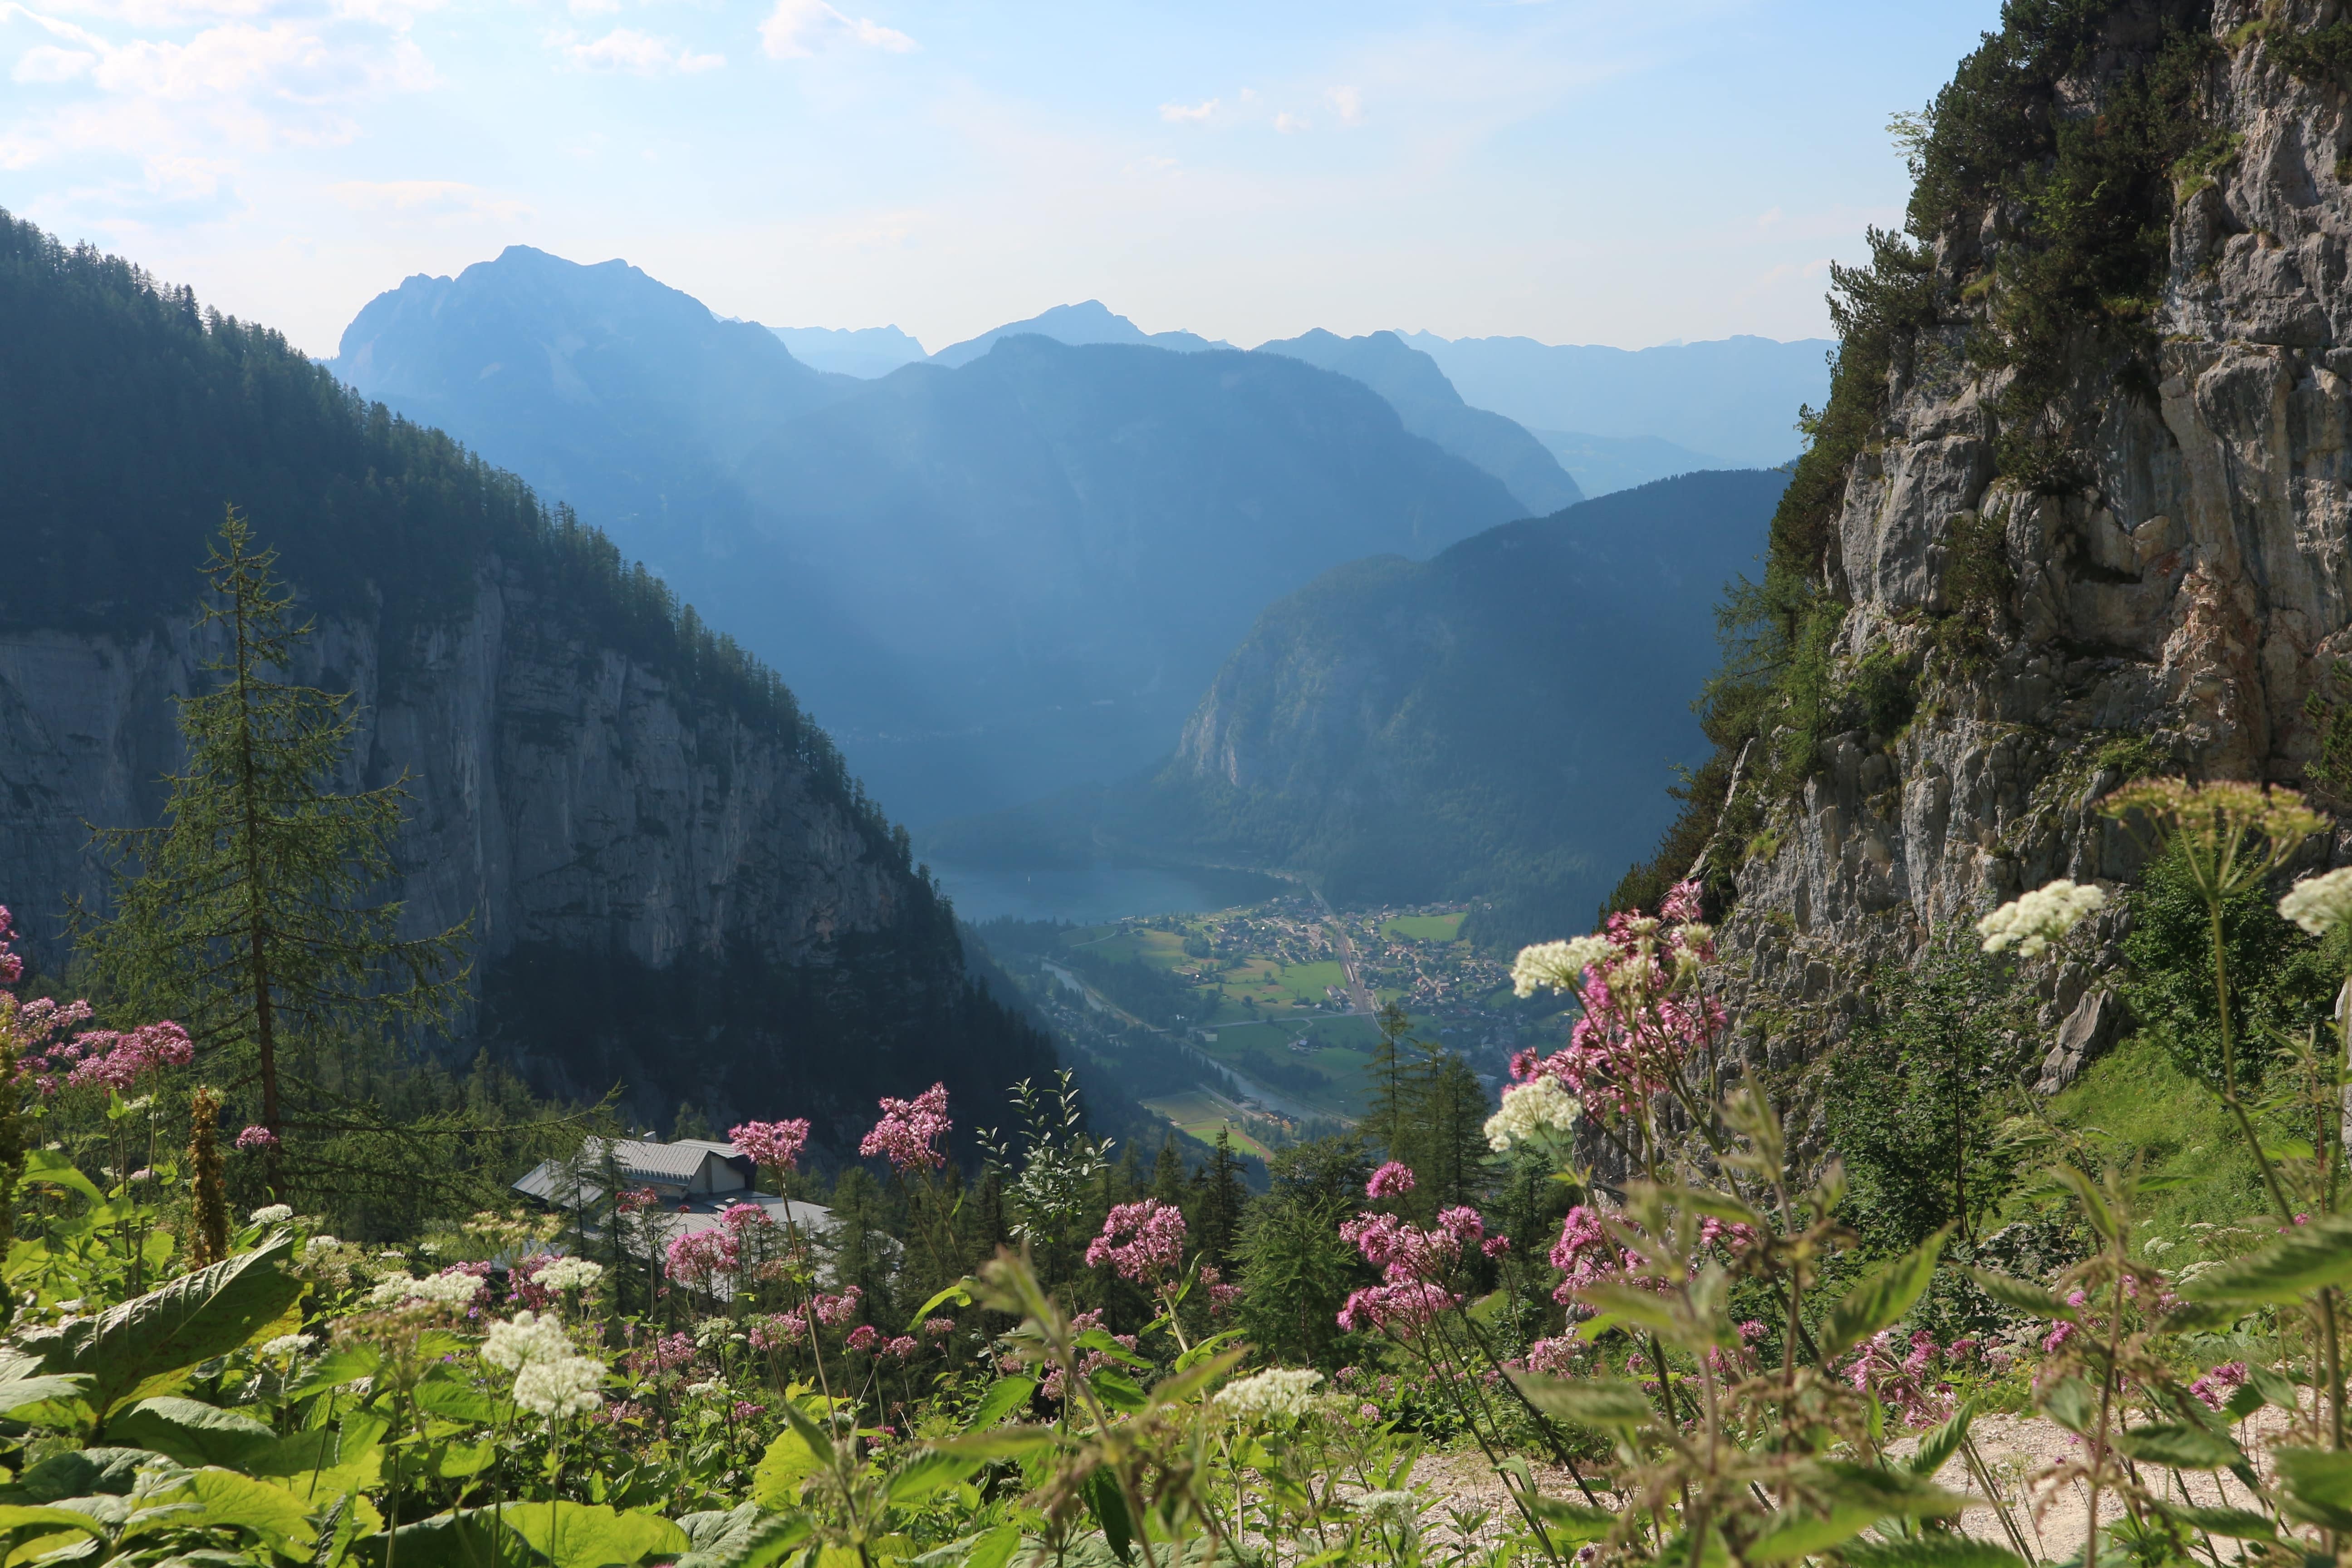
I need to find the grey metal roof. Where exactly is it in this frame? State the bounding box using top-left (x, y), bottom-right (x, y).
top-left (549, 1137), bottom-right (750, 1188)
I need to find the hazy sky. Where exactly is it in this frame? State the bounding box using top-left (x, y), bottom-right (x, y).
top-left (1, 0), bottom-right (2000, 358)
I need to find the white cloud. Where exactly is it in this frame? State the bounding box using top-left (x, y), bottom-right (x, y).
top-left (759, 0), bottom-right (909, 60)
top-left (1325, 84), bottom-right (1361, 124)
top-left (14, 40), bottom-right (94, 75)
top-left (566, 0), bottom-right (617, 16)
top-left (329, 177), bottom-right (528, 221)
top-left (557, 25), bottom-right (720, 72)
top-left (1158, 96), bottom-right (1215, 123)
top-left (1272, 110), bottom-right (1306, 133)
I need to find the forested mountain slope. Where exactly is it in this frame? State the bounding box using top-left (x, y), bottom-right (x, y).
top-left (0, 213), bottom-right (1058, 1152)
top-left (331, 255), bottom-right (1527, 824)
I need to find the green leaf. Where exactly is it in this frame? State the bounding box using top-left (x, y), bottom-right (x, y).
top-left (287, 1348), bottom-right (383, 1404)
top-left (424, 1441), bottom-right (497, 1480)
top-left (504, 1502), bottom-right (689, 1568)
top-left (1173, 1331), bottom-right (1242, 1373)
top-left (960, 1377), bottom-right (1035, 1434)
top-left (1520, 1497), bottom-right (1618, 1545)
top-left (2039, 1377), bottom-right (2098, 1435)
top-left (1147, 1348), bottom-right (1244, 1409)
top-left (750, 1431), bottom-right (826, 1513)
top-left (904, 1282), bottom-right (972, 1334)
top-left (0, 1447), bottom-right (170, 1503)
top-left (21, 1233), bottom-right (304, 1418)
top-left (1802, 1461), bottom-right (1965, 1519)
top-left (673, 1507), bottom-right (812, 1568)
top-left (1080, 1470), bottom-right (1132, 1564)
top-left (2245, 1364), bottom-right (2301, 1411)
top-left (1968, 1269), bottom-right (2074, 1320)
top-left (1572, 1284), bottom-right (1689, 1344)
top-left (411, 1377), bottom-right (497, 1426)
top-left (1072, 1331), bottom-right (1147, 1370)
top-left (1823, 1229), bottom-right (1948, 1359)
top-left (1840, 1539), bottom-right (2031, 1568)
top-left (105, 1398), bottom-right (280, 1471)
top-left (179, 1466), bottom-right (319, 1553)
top-left (0, 1505), bottom-right (106, 1540)
top-left (1744, 1504), bottom-right (1882, 1563)
top-left (884, 1453), bottom-right (981, 1506)
top-left (1086, 1370), bottom-right (1147, 1413)
top-left (912, 1525), bottom-right (1021, 1568)
top-left (351, 1510), bottom-right (535, 1568)
top-left (2158, 1504), bottom-right (2276, 1540)
top-left (1908, 1403), bottom-right (1973, 1479)
top-left (0, 1349), bottom-right (88, 1420)
top-left (2185, 1217), bottom-right (2352, 1306)
top-left (2054, 1166), bottom-right (2118, 1240)
top-left (1510, 1374), bottom-right (1655, 1430)
top-left (21, 1150), bottom-right (103, 1205)
top-left (931, 1426), bottom-right (1060, 1460)
top-left (2113, 1423), bottom-right (2244, 1470)
top-left (2274, 1446), bottom-right (2352, 1530)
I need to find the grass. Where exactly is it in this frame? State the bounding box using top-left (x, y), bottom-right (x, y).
top-left (1382, 912), bottom-right (1466, 943)
top-left (1139, 1089), bottom-right (1274, 1158)
top-left (2038, 1034), bottom-right (2277, 1244)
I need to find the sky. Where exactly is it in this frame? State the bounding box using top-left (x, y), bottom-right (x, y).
top-left (0, 0), bottom-right (2003, 359)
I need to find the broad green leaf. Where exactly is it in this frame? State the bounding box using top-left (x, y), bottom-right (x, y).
top-left (504, 1503), bottom-right (688, 1568)
top-left (1072, 1331), bottom-right (1148, 1370)
top-left (2113, 1423), bottom-right (2244, 1470)
top-left (750, 1431), bottom-right (826, 1512)
top-left (1841, 1539), bottom-right (2030, 1568)
top-left (930, 1426), bottom-right (1060, 1460)
top-left (287, 1348), bottom-right (383, 1404)
top-left (0, 1505), bottom-right (104, 1539)
top-left (1173, 1331), bottom-right (1242, 1373)
top-left (1519, 1497), bottom-right (1617, 1545)
top-left (884, 1452), bottom-right (981, 1506)
top-left (1572, 1285), bottom-right (1689, 1344)
top-left (20, 1234), bottom-right (304, 1418)
top-left (1086, 1370), bottom-right (1147, 1413)
top-left (1147, 1349), bottom-right (1244, 1409)
top-left (2159, 1504), bottom-right (2276, 1540)
top-left (1801, 1461), bottom-right (1965, 1519)
top-left (177, 1467), bottom-right (319, 1553)
top-left (911, 1525), bottom-right (1021, 1568)
top-left (2274, 1446), bottom-right (2352, 1530)
top-left (105, 1398), bottom-right (280, 1471)
top-left (676, 1503), bottom-right (813, 1568)
top-left (2039, 1377), bottom-right (2098, 1435)
top-left (1968, 1269), bottom-right (2074, 1320)
top-left (960, 1377), bottom-right (1036, 1433)
top-left (904, 1281), bottom-right (972, 1333)
top-left (2245, 1364), bottom-right (2302, 1412)
top-left (351, 1509), bottom-right (535, 1568)
top-left (424, 1441), bottom-right (497, 1480)
top-left (410, 1377), bottom-right (497, 1426)
top-left (1908, 1402), bottom-right (1973, 1479)
top-left (1744, 1504), bottom-right (1881, 1563)
top-left (2055, 1166), bottom-right (2118, 1240)
top-left (2185, 1217), bottom-right (2352, 1306)
top-left (1510, 1374), bottom-right (1655, 1430)
top-left (21, 1151), bottom-right (102, 1205)
top-left (0, 1447), bottom-right (173, 1504)
top-left (1081, 1470), bottom-right (1132, 1564)
top-left (0, 1350), bottom-right (88, 1421)
top-left (1822, 1230), bottom-right (1947, 1358)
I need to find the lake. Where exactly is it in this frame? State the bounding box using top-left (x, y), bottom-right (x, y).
top-left (928, 860), bottom-right (1286, 924)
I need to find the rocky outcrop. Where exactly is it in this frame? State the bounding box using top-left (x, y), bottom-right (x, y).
top-left (1710, 0), bottom-right (2352, 1086)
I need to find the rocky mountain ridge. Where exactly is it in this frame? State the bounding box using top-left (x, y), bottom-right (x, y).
top-left (1697, 0), bottom-right (2352, 1098)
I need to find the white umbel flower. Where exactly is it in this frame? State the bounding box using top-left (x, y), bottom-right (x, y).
top-left (1355, 1491), bottom-right (1420, 1527)
top-left (260, 1334), bottom-right (316, 1360)
top-left (1977, 879), bottom-right (2107, 958)
top-left (512, 1353), bottom-right (603, 1421)
top-left (249, 1204), bottom-right (294, 1225)
top-left (1484, 1074), bottom-right (1582, 1153)
top-left (2280, 867), bottom-right (2352, 936)
top-left (1214, 1367), bottom-right (1323, 1423)
top-left (1512, 936), bottom-right (1613, 998)
top-left (539, 1256), bottom-right (605, 1294)
top-left (482, 1310), bottom-right (572, 1372)
top-left (368, 1270), bottom-right (485, 1309)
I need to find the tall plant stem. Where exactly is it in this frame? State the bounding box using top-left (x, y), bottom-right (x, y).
top-left (2211, 902), bottom-right (2292, 1222)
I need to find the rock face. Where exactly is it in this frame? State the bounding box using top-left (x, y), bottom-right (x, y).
top-left (1709, 0), bottom-right (2352, 1083)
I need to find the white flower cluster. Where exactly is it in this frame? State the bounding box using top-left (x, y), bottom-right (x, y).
top-left (513, 1353), bottom-right (603, 1421)
top-left (481, 1310), bottom-right (572, 1372)
top-left (260, 1333), bottom-right (316, 1360)
top-left (1976, 879), bottom-right (2107, 958)
top-left (367, 1271), bottom-right (485, 1310)
top-left (1355, 1491), bottom-right (1420, 1527)
top-left (305, 1236), bottom-right (341, 1254)
top-left (249, 1204), bottom-right (294, 1225)
top-left (682, 1380), bottom-right (725, 1398)
top-left (1213, 1367), bottom-right (1323, 1423)
top-left (1511, 936), bottom-right (1613, 998)
top-left (1483, 1075), bottom-right (1582, 1154)
top-left (2280, 867), bottom-right (2352, 936)
top-left (539, 1256), bottom-right (604, 1294)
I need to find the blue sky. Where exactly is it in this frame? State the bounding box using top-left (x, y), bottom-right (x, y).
top-left (1, 0), bottom-right (2000, 358)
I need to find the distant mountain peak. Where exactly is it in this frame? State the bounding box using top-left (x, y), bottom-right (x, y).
top-left (929, 300), bottom-right (1230, 368)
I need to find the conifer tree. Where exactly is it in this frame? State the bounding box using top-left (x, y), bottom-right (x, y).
top-left (1195, 1128), bottom-right (1248, 1266)
top-left (76, 508), bottom-right (471, 1197)
top-left (1149, 1132), bottom-right (1188, 1212)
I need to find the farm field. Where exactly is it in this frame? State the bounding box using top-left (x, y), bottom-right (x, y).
top-left (1382, 911), bottom-right (1466, 942)
top-left (1138, 1088), bottom-right (1275, 1159)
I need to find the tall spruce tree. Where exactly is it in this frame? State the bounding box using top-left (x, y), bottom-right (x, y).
top-left (1195, 1128), bottom-right (1248, 1267)
top-left (76, 509), bottom-right (471, 1197)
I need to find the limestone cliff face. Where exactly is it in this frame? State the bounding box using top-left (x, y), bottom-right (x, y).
top-left (1712, 0), bottom-right (2352, 1089)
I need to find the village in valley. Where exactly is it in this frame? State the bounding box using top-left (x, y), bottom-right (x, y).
top-left (967, 894), bottom-right (1541, 1161)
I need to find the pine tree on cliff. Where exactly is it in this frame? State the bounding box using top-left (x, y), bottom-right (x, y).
top-left (75, 507), bottom-right (471, 1197)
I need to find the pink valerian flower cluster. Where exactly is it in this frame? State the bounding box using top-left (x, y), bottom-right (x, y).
top-left (665, 1228), bottom-right (740, 1287)
top-left (1524, 1335), bottom-right (1589, 1377)
top-left (1337, 1206), bottom-right (1481, 1335)
top-left (2191, 1360), bottom-right (2250, 1410)
top-left (861, 1083), bottom-right (951, 1172)
top-left (846, 1324), bottom-right (880, 1352)
top-left (235, 1125), bottom-right (279, 1152)
top-left (1041, 1308), bottom-right (1140, 1401)
top-left (885, 1335), bottom-right (918, 1360)
top-left (813, 1284), bottom-right (864, 1326)
top-left (2042, 1289), bottom-right (2090, 1354)
top-left (0, 906), bottom-right (21, 986)
top-left (624, 1331), bottom-right (697, 1379)
top-left (728, 1118), bottom-right (811, 1173)
top-left (1843, 1329), bottom-right (1958, 1427)
top-left (720, 1201), bottom-right (773, 1232)
top-left (1513, 886), bottom-right (1724, 1115)
top-left (1086, 1198), bottom-right (1187, 1284)
top-left (922, 1316), bottom-right (956, 1338)
top-left (1549, 1205), bottom-right (1641, 1309)
top-left (1482, 1234), bottom-right (1513, 1258)
top-left (1338, 1280), bottom-right (1456, 1334)
top-left (748, 1313), bottom-right (807, 1351)
top-left (1366, 1161), bottom-right (1416, 1199)
top-left (46, 1021), bottom-right (193, 1092)
top-left (616, 1187), bottom-right (660, 1215)
top-left (1199, 1264), bottom-right (1243, 1317)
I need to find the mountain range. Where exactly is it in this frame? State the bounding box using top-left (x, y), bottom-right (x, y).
top-left (925, 467), bottom-right (1788, 946)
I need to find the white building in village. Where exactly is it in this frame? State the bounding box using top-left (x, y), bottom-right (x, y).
top-left (512, 1135), bottom-right (833, 1259)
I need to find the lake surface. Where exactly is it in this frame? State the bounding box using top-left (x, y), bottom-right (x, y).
top-left (929, 861), bottom-right (1285, 924)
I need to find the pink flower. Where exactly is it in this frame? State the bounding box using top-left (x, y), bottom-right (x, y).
top-left (1512, 894), bottom-right (1723, 1115)
top-left (729, 1118), bottom-right (811, 1173)
top-left (730, 1401), bottom-right (764, 1422)
top-left (1087, 1198), bottom-right (1188, 1284)
top-left (1525, 1335), bottom-right (1587, 1376)
top-left (1437, 1206), bottom-right (1485, 1246)
top-left (886, 1335), bottom-right (917, 1359)
top-left (860, 1083), bottom-right (951, 1172)
top-left (59, 1022), bottom-right (194, 1092)
top-left (665, 1228), bottom-right (740, 1288)
top-left (615, 1186), bottom-right (659, 1214)
top-left (0, 905), bottom-right (19, 986)
top-left (720, 1201), bottom-right (772, 1232)
top-left (1199, 1264), bottom-right (1242, 1317)
top-left (1338, 1280), bottom-right (1457, 1333)
top-left (748, 1313), bottom-right (806, 1351)
top-left (813, 1285), bottom-right (863, 1326)
top-left (1343, 1210), bottom-right (1463, 1283)
top-left (2190, 1361), bottom-right (2249, 1410)
top-left (1367, 1161), bottom-right (1416, 1199)
top-left (1481, 1234), bottom-right (1513, 1258)
top-left (234, 1125), bottom-right (279, 1152)
top-left (846, 1324), bottom-right (879, 1352)
top-left (922, 1317), bottom-right (955, 1338)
